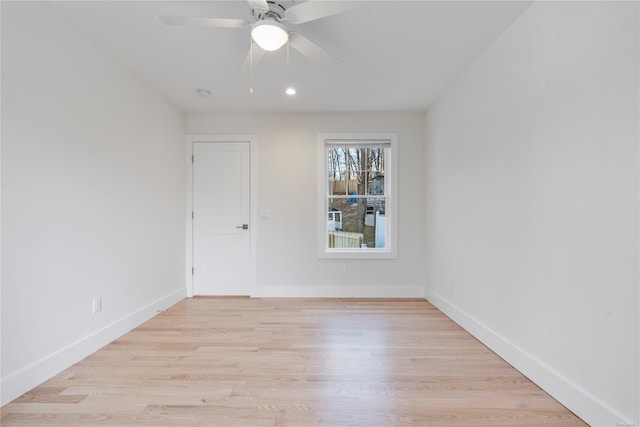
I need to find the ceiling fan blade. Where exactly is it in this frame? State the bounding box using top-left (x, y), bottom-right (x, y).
top-left (159, 16), bottom-right (249, 29)
top-left (246, 0), bottom-right (269, 12)
top-left (285, 1), bottom-right (360, 24)
top-left (240, 43), bottom-right (267, 71)
top-left (289, 32), bottom-right (342, 64)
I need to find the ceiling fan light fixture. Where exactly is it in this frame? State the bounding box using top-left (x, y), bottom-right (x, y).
top-left (251, 20), bottom-right (288, 51)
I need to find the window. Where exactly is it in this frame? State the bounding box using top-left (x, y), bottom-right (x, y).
top-left (317, 133), bottom-right (398, 259)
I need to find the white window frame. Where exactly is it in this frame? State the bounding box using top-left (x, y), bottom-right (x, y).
top-left (317, 132), bottom-right (398, 259)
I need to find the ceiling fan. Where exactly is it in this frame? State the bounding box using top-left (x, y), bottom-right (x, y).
top-left (159, 0), bottom-right (359, 64)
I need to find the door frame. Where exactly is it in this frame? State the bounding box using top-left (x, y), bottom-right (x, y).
top-left (185, 135), bottom-right (258, 297)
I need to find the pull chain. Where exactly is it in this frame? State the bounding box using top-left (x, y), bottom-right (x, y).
top-left (249, 35), bottom-right (254, 94)
top-left (285, 40), bottom-right (296, 95)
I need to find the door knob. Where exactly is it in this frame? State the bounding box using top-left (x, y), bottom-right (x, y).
top-left (236, 224), bottom-right (249, 230)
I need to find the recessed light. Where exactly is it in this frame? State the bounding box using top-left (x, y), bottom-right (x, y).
top-left (285, 86), bottom-right (296, 95)
top-left (196, 88), bottom-right (212, 98)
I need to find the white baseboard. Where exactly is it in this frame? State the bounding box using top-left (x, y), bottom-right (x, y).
top-left (1, 287), bottom-right (186, 406)
top-left (424, 288), bottom-right (630, 427)
top-left (251, 284), bottom-right (424, 298)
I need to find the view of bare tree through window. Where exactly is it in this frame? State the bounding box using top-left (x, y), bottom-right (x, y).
top-left (326, 145), bottom-right (387, 249)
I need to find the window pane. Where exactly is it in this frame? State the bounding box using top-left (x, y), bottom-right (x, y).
top-left (327, 147), bottom-right (385, 197)
top-left (327, 197), bottom-right (386, 249)
top-left (325, 145), bottom-right (387, 249)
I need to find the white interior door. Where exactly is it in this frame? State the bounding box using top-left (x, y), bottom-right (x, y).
top-left (192, 142), bottom-right (251, 295)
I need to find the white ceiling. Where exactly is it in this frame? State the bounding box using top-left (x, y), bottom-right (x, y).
top-left (48, 0), bottom-right (532, 113)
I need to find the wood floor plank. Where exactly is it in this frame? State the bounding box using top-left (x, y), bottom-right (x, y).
top-left (1, 297), bottom-right (587, 426)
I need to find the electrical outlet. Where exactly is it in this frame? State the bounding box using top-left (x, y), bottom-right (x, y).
top-left (446, 276), bottom-right (454, 290)
top-left (92, 296), bottom-right (102, 314)
top-left (340, 265), bottom-right (348, 277)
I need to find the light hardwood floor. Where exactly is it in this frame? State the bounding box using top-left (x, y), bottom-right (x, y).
top-left (2, 297), bottom-right (587, 426)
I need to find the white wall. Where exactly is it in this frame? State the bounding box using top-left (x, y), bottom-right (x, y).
top-left (424, 2), bottom-right (638, 425)
top-left (1, 2), bottom-right (186, 405)
top-left (188, 112), bottom-right (426, 297)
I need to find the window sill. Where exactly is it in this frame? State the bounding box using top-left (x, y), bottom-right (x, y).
top-left (318, 249), bottom-right (397, 259)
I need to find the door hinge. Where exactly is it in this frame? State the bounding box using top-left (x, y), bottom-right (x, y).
top-left (192, 211), bottom-right (194, 219)
top-left (191, 155), bottom-right (194, 163)
top-left (192, 267), bottom-right (194, 275)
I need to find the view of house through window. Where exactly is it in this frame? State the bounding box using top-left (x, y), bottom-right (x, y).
top-left (321, 136), bottom-right (394, 256)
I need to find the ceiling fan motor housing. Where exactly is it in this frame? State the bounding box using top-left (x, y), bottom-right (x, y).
top-left (252, 1), bottom-right (288, 22)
